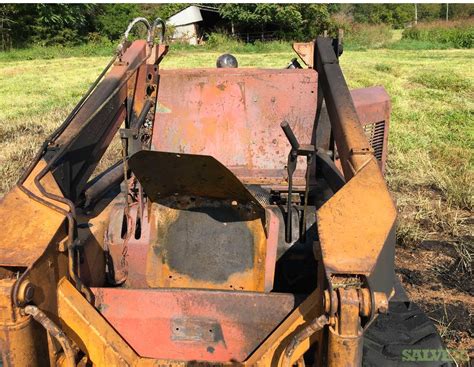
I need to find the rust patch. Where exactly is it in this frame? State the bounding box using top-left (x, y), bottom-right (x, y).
top-left (146, 198), bottom-right (268, 292)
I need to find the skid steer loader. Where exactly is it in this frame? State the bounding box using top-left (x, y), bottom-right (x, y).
top-left (0, 18), bottom-right (448, 366)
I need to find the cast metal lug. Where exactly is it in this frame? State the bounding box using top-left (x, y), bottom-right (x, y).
top-left (17, 280), bottom-right (35, 306)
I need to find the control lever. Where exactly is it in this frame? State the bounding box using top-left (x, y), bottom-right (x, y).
top-left (281, 121), bottom-right (315, 243)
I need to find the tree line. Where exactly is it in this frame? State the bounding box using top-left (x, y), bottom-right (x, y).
top-left (1, 3), bottom-right (473, 48)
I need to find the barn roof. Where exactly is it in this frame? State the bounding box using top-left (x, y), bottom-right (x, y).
top-left (167, 5), bottom-right (219, 27)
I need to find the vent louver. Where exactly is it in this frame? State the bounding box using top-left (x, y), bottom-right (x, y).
top-left (363, 121), bottom-right (385, 161)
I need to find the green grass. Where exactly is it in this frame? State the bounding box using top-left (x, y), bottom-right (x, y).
top-left (387, 38), bottom-right (457, 50)
top-left (0, 43), bottom-right (117, 62)
top-left (403, 19), bottom-right (474, 49)
top-left (337, 49), bottom-right (473, 210)
top-left (410, 71), bottom-right (472, 92)
top-left (0, 37), bottom-right (293, 63)
top-left (343, 23), bottom-right (393, 50)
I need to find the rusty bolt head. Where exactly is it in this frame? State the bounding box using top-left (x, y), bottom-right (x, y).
top-left (374, 292), bottom-right (389, 314)
top-left (323, 290), bottom-right (331, 314)
top-left (18, 281), bottom-right (34, 305)
top-left (378, 304), bottom-right (388, 313)
top-left (58, 239), bottom-right (68, 252)
top-left (323, 289), bottom-right (338, 316)
top-left (358, 288), bottom-right (372, 317)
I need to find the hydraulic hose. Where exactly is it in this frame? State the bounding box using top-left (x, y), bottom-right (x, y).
top-left (24, 305), bottom-right (76, 367)
top-left (281, 314), bottom-right (329, 367)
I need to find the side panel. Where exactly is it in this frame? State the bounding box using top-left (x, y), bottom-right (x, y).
top-left (351, 86), bottom-right (391, 173)
top-left (318, 87), bottom-right (391, 174)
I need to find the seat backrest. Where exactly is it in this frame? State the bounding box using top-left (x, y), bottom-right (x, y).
top-left (153, 68), bottom-right (318, 188)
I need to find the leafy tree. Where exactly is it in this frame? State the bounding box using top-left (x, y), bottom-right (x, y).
top-left (352, 4), bottom-right (413, 28)
top-left (219, 4), bottom-right (261, 31)
top-left (1, 3), bottom-right (473, 48)
top-left (96, 4), bottom-right (140, 41)
top-left (274, 5), bottom-right (304, 38)
top-left (219, 4), bottom-right (332, 40)
top-left (298, 4), bottom-right (332, 38)
top-left (389, 4), bottom-right (413, 27)
top-left (445, 4), bottom-right (474, 19)
top-left (417, 4), bottom-right (442, 22)
top-left (34, 4), bottom-right (91, 31)
top-left (0, 4), bottom-right (17, 49)
top-left (327, 4), bottom-right (343, 15)
top-left (32, 4), bottom-right (95, 45)
top-left (2, 4), bottom-right (97, 46)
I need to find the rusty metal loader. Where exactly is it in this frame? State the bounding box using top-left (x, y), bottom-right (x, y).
top-left (0, 19), bottom-right (447, 366)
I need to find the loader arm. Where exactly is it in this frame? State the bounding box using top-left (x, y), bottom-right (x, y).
top-left (312, 36), bottom-right (397, 365)
top-left (20, 40), bottom-right (164, 203)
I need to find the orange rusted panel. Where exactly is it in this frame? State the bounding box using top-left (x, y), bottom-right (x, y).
top-left (57, 278), bottom-right (140, 366)
top-left (153, 68), bottom-right (318, 187)
top-left (292, 42), bottom-right (314, 68)
top-left (352, 87), bottom-right (391, 126)
top-left (57, 277), bottom-right (321, 366)
top-left (0, 160), bottom-right (66, 267)
top-left (92, 287), bottom-right (298, 362)
top-left (317, 158), bottom-right (396, 276)
top-left (105, 200), bottom-right (279, 292)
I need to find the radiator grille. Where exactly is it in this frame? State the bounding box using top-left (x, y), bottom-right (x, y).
top-left (363, 121), bottom-right (385, 161)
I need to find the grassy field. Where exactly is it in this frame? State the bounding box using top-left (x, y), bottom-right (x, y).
top-left (0, 45), bottom-right (472, 353)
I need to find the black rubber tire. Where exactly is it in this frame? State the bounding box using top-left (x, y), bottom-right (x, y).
top-left (363, 299), bottom-right (453, 367)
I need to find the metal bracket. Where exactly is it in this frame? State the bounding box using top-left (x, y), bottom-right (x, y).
top-left (324, 286), bottom-right (388, 327)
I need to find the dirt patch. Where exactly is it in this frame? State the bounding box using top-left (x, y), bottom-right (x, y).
top-left (394, 187), bottom-right (473, 357)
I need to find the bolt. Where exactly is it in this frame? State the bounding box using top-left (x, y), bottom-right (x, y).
top-left (374, 292), bottom-right (388, 314)
top-left (358, 288), bottom-right (372, 317)
top-left (18, 281), bottom-right (35, 305)
top-left (58, 238), bottom-right (68, 252)
top-left (323, 289), bottom-right (338, 315)
top-left (323, 290), bottom-right (331, 313)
